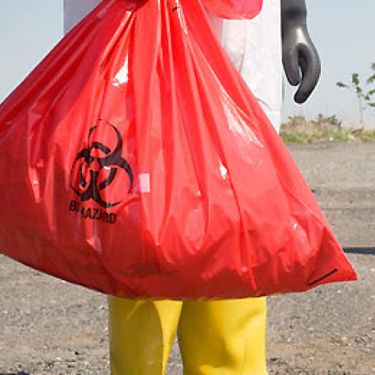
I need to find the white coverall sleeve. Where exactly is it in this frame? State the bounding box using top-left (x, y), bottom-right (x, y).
top-left (210, 0), bottom-right (283, 132)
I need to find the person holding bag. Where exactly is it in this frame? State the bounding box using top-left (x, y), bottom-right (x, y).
top-left (61, 1), bottom-right (321, 374)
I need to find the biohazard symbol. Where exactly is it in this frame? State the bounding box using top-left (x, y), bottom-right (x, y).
top-left (71, 121), bottom-right (134, 208)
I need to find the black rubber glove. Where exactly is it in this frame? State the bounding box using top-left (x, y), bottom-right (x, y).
top-left (281, 0), bottom-right (321, 104)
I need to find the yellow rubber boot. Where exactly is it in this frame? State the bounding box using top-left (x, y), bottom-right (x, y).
top-left (108, 297), bottom-right (183, 375)
top-left (178, 298), bottom-right (268, 375)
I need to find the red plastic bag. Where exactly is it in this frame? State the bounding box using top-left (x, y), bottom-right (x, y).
top-left (0, 0), bottom-right (356, 299)
top-left (203, 0), bottom-right (263, 19)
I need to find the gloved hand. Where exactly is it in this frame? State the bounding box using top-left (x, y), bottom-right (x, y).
top-left (281, 0), bottom-right (321, 104)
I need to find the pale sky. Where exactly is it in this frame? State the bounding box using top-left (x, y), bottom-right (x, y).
top-left (0, 0), bottom-right (374, 127)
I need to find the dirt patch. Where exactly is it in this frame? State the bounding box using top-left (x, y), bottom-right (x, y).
top-left (1, 142), bottom-right (374, 374)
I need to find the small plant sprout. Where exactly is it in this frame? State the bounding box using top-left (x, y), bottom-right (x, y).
top-left (337, 63), bottom-right (375, 124)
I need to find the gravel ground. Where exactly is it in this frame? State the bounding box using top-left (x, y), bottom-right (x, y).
top-left (1, 141), bottom-right (374, 375)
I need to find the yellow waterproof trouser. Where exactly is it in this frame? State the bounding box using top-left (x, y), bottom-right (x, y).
top-left (108, 297), bottom-right (267, 375)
